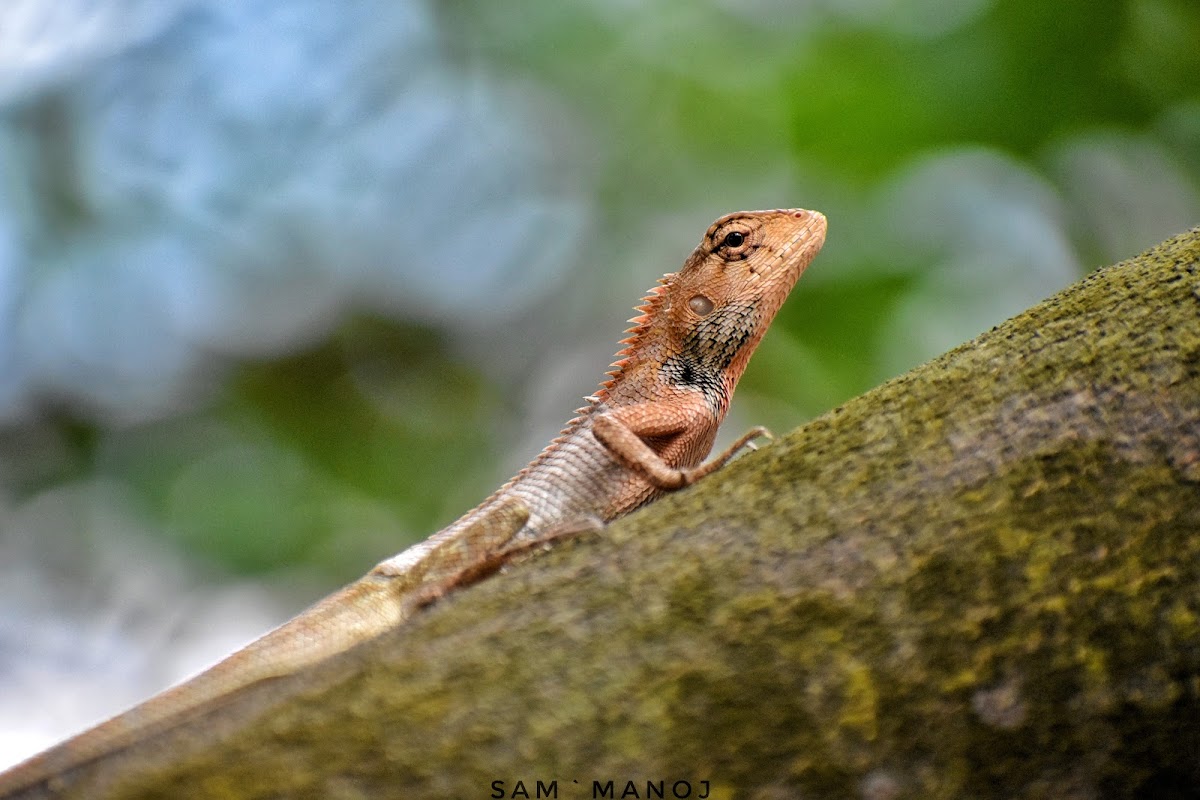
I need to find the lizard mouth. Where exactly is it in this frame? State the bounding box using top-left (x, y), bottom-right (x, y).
top-left (743, 210), bottom-right (826, 292)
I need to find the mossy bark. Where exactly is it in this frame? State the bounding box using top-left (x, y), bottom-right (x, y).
top-left (15, 229), bottom-right (1200, 799)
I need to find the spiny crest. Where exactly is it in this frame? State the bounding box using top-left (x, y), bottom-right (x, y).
top-left (590, 273), bottom-right (674, 404)
top-left (521, 274), bottom-right (675, 468)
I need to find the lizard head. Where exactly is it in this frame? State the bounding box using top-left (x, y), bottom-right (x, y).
top-left (657, 208), bottom-right (827, 398)
top-left (595, 208), bottom-right (826, 408)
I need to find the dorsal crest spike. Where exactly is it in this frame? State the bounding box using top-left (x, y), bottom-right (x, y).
top-left (590, 275), bottom-right (675, 402)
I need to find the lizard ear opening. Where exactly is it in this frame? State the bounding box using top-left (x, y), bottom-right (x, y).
top-left (688, 295), bottom-right (715, 316)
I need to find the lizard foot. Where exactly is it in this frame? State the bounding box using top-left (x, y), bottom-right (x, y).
top-left (411, 516), bottom-right (604, 612)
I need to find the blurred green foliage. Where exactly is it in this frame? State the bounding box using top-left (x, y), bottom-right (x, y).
top-left (6, 0), bottom-right (1200, 583)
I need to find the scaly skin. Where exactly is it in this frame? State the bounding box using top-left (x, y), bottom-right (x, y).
top-left (0, 208), bottom-right (826, 796)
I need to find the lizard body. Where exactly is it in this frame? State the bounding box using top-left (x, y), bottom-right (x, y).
top-left (0, 208), bottom-right (826, 795)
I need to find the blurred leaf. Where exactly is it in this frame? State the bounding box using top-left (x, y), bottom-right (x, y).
top-left (166, 441), bottom-right (328, 573)
top-left (738, 269), bottom-right (917, 445)
top-left (785, 0), bottom-right (1159, 180)
top-left (231, 318), bottom-right (503, 543)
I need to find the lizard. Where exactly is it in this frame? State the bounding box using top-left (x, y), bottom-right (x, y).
top-left (0, 207), bottom-right (827, 796)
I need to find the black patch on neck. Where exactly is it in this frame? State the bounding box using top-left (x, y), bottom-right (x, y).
top-left (660, 303), bottom-right (758, 407)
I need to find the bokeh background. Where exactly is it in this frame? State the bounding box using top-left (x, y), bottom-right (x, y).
top-left (1, 0), bottom-right (1198, 768)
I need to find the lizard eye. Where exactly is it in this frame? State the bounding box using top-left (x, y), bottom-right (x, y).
top-left (688, 295), bottom-right (714, 316)
top-left (722, 231), bottom-right (746, 248)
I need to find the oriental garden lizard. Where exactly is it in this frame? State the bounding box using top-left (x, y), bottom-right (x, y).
top-left (0, 208), bottom-right (827, 795)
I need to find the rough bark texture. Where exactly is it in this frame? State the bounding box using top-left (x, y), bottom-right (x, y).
top-left (16, 228), bottom-right (1200, 799)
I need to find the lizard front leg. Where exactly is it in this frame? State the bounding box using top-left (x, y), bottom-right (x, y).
top-left (591, 400), bottom-right (771, 490)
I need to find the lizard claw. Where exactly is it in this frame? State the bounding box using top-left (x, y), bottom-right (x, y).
top-left (737, 426), bottom-right (774, 454)
top-left (750, 426), bottom-right (774, 442)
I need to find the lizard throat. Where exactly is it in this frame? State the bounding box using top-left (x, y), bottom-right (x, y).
top-left (659, 302), bottom-right (759, 410)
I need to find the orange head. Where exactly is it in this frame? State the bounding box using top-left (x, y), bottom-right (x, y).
top-left (598, 208), bottom-right (827, 408)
